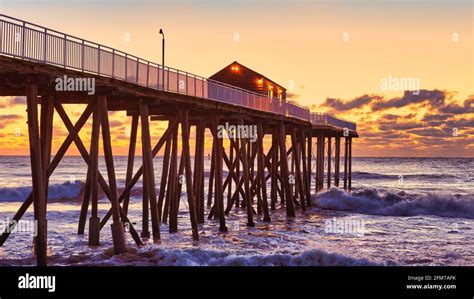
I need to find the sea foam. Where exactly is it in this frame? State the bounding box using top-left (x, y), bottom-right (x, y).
top-left (312, 188), bottom-right (474, 219)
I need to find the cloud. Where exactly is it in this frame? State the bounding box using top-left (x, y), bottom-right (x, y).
top-left (0, 114), bottom-right (22, 129)
top-left (0, 96), bottom-right (26, 107)
top-left (438, 96), bottom-right (474, 114)
top-left (286, 92), bottom-right (300, 100)
top-left (313, 89), bottom-right (473, 156)
top-left (371, 90), bottom-right (446, 111)
top-left (109, 120), bottom-right (123, 127)
top-left (319, 94), bottom-right (380, 111)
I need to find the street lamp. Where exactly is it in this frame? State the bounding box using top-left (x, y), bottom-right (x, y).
top-left (159, 28), bottom-right (165, 67)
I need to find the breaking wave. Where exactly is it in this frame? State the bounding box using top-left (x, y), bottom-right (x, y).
top-left (63, 247), bottom-right (378, 266)
top-left (352, 171), bottom-right (460, 180)
top-left (312, 188), bottom-right (474, 219)
top-left (0, 181), bottom-right (83, 202)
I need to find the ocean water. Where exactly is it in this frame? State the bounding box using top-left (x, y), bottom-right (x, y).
top-left (0, 156), bottom-right (473, 266)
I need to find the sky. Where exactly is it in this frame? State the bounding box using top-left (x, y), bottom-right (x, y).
top-left (0, 0), bottom-right (473, 157)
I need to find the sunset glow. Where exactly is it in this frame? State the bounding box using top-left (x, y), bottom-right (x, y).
top-left (0, 0), bottom-right (472, 157)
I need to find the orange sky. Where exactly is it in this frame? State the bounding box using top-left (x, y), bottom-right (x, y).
top-left (0, 0), bottom-right (473, 157)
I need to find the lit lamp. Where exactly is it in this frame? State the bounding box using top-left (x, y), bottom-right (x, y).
top-left (159, 29), bottom-right (165, 67)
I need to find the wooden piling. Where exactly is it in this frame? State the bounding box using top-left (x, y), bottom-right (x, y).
top-left (348, 137), bottom-right (352, 191)
top-left (257, 122), bottom-right (270, 222)
top-left (141, 146), bottom-right (150, 238)
top-left (207, 130), bottom-right (215, 207)
top-left (307, 130), bottom-right (312, 203)
top-left (239, 118), bottom-right (255, 226)
top-left (197, 120), bottom-right (206, 223)
top-left (344, 137), bottom-right (348, 190)
top-left (278, 122), bottom-right (295, 217)
top-left (167, 117), bottom-right (179, 232)
top-left (88, 99), bottom-right (101, 246)
top-left (123, 115), bottom-right (139, 214)
top-left (139, 102), bottom-right (161, 242)
top-left (26, 84), bottom-right (47, 266)
top-left (334, 136), bottom-right (340, 187)
top-left (157, 130), bottom-right (171, 222)
top-left (300, 130), bottom-right (310, 207)
top-left (181, 109), bottom-right (200, 239)
top-left (98, 95), bottom-right (127, 254)
top-left (291, 128), bottom-right (306, 211)
top-left (327, 136), bottom-right (332, 189)
top-left (270, 126), bottom-right (278, 210)
top-left (212, 114), bottom-right (228, 231)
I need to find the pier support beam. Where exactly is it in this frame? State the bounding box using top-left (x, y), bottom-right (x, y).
top-left (194, 120), bottom-right (206, 224)
top-left (300, 130), bottom-right (311, 207)
top-left (140, 102), bottom-right (160, 242)
top-left (278, 122), bottom-right (295, 217)
top-left (181, 109), bottom-right (201, 239)
top-left (257, 122), bottom-right (271, 222)
top-left (212, 113), bottom-right (228, 231)
top-left (334, 137), bottom-right (340, 187)
top-left (291, 128), bottom-right (306, 211)
top-left (167, 116), bottom-right (179, 231)
top-left (157, 129), bottom-right (171, 222)
top-left (307, 132), bottom-right (312, 199)
top-left (88, 99), bottom-right (101, 246)
top-left (348, 137), bottom-right (352, 191)
top-left (270, 126), bottom-right (278, 210)
top-left (239, 118), bottom-right (255, 226)
top-left (123, 115), bottom-right (138, 214)
top-left (327, 136), bottom-right (331, 189)
top-left (316, 134), bottom-right (325, 192)
top-left (99, 95), bottom-right (127, 254)
top-left (26, 84), bottom-right (47, 266)
top-left (344, 137), bottom-right (349, 190)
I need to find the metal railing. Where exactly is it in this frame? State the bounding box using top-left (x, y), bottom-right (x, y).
top-left (310, 112), bottom-right (357, 131)
top-left (0, 14), bottom-right (356, 131)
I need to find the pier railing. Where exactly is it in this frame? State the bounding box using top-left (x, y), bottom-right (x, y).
top-left (0, 14), bottom-right (355, 131)
top-left (310, 112), bottom-right (357, 131)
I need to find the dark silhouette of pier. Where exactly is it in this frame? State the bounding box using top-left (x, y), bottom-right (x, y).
top-left (0, 15), bottom-right (357, 266)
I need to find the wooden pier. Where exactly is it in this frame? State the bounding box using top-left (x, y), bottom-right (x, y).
top-left (0, 14), bottom-right (358, 266)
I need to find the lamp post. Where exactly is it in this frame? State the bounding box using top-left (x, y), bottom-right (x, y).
top-left (159, 28), bottom-right (165, 90)
top-left (159, 29), bottom-right (165, 67)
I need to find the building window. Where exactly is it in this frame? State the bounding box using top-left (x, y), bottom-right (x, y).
top-left (268, 89), bottom-right (273, 98)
